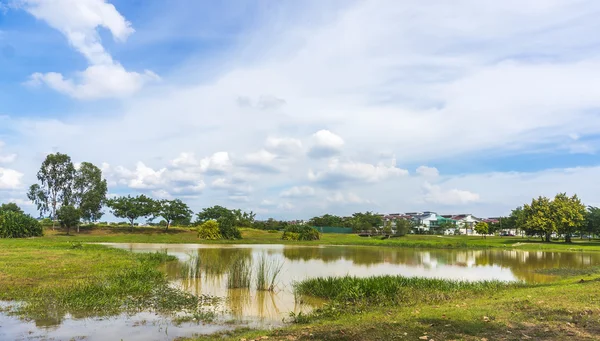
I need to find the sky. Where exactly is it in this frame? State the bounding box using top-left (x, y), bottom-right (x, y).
top-left (1, 0), bottom-right (600, 220)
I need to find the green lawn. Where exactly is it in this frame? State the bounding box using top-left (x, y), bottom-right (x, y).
top-left (41, 225), bottom-right (600, 252)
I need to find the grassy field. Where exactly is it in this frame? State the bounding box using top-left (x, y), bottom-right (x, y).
top-left (40, 225), bottom-right (600, 252)
top-left (2, 226), bottom-right (600, 340)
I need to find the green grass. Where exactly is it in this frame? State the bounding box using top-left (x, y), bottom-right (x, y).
top-left (38, 226), bottom-right (600, 253)
top-left (0, 239), bottom-right (214, 325)
top-left (294, 276), bottom-right (526, 305)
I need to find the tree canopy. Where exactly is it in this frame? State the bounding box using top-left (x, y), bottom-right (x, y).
top-left (158, 199), bottom-right (193, 230)
top-left (107, 195), bottom-right (156, 231)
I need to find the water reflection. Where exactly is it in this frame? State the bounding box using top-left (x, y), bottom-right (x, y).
top-left (102, 243), bottom-right (600, 325)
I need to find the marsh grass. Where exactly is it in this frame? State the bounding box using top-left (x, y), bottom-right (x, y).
top-left (294, 275), bottom-right (528, 306)
top-left (227, 256), bottom-right (252, 289)
top-left (255, 253), bottom-right (284, 291)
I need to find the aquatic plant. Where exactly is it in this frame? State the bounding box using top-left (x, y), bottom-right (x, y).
top-left (227, 256), bottom-right (252, 289)
top-left (255, 253), bottom-right (284, 291)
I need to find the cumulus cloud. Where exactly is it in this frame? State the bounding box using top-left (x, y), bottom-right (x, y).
top-left (326, 192), bottom-right (370, 204)
top-left (416, 166), bottom-right (439, 178)
top-left (241, 149), bottom-right (280, 173)
top-left (280, 186), bottom-right (316, 198)
top-left (0, 167), bottom-right (23, 190)
top-left (307, 130), bottom-right (344, 158)
top-left (199, 152), bottom-right (232, 174)
top-left (265, 137), bottom-right (303, 155)
top-left (21, 0), bottom-right (158, 99)
top-left (211, 177), bottom-right (252, 195)
top-left (422, 182), bottom-right (480, 205)
top-left (309, 158), bottom-right (408, 184)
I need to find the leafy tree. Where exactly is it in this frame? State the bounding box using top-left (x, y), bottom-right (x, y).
top-left (107, 195), bottom-right (156, 231)
top-left (217, 215), bottom-right (242, 239)
top-left (233, 209), bottom-right (255, 227)
top-left (158, 199), bottom-right (193, 230)
top-left (197, 220), bottom-right (222, 240)
top-left (523, 196), bottom-right (555, 242)
top-left (584, 206), bottom-right (600, 239)
top-left (309, 214), bottom-right (343, 227)
top-left (437, 221), bottom-right (455, 235)
top-left (27, 153), bottom-right (76, 229)
top-left (382, 220), bottom-right (393, 235)
top-left (56, 205), bottom-right (81, 236)
top-left (552, 193), bottom-right (586, 243)
top-left (72, 162), bottom-right (108, 224)
top-left (0, 202), bottom-right (23, 214)
top-left (196, 205), bottom-right (235, 223)
top-left (474, 221), bottom-right (489, 238)
top-left (394, 219), bottom-right (411, 236)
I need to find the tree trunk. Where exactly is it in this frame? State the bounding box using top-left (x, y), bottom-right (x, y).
top-left (77, 225), bottom-right (80, 233)
top-left (545, 232), bottom-right (551, 242)
top-left (165, 221), bottom-right (170, 231)
top-left (66, 226), bottom-right (70, 236)
top-left (565, 233), bottom-right (572, 243)
top-left (130, 219), bottom-right (135, 232)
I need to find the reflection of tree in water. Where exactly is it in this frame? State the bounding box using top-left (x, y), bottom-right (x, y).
top-left (282, 246), bottom-right (600, 283)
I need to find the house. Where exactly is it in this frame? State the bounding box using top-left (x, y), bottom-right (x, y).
top-left (412, 212), bottom-right (439, 232)
top-left (449, 214), bottom-right (481, 235)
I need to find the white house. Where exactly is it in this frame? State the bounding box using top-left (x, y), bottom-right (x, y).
top-left (449, 214), bottom-right (481, 235)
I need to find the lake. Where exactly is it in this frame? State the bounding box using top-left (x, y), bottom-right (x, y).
top-left (2, 243), bottom-right (599, 341)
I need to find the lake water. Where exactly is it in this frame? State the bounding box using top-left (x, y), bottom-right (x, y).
top-left (2, 243), bottom-right (599, 341)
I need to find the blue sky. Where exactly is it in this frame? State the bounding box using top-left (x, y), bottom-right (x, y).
top-left (1, 0), bottom-right (600, 220)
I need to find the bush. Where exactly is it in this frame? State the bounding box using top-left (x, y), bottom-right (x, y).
top-left (0, 211), bottom-right (44, 238)
top-left (281, 231), bottom-right (299, 240)
top-left (197, 220), bottom-right (222, 240)
top-left (218, 216), bottom-right (242, 240)
top-left (281, 226), bottom-right (320, 241)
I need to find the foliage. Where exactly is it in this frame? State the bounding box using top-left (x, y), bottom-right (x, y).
top-left (552, 193), bottom-right (586, 243)
top-left (0, 202), bottom-right (24, 214)
top-left (382, 220), bottom-right (393, 235)
top-left (56, 205), bottom-right (81, 235)
top-left (106, 195), bottom-right (156, 231)
top-left (196, 220), bottom-right (222, 240)
top-left (72, 162), bottom-right (108, 223)
top-left (394, 219), bottom-right (412, 236)
top-left (255, 253), bottom-right (284, 291)
top-left (27, 153), bottom-right (76, 225)
top-left (474, 221), bottom-right (489, 238)
top-left (227, 256), bottom-right (252, 289)
top-left (523, 196), bottom-right (555, 242)
top-left (584, 206), bottom-right (600, 239)
top-left (0, 211), bottom-right (43, 238)
top-left (309, 214), bottom-right (344, 227)
top-left (218, 215), bottom-right (242, 239)
top-left (281, 231), bottom-right (300, 240)
top-left (157, 199), bottom-right (193, 230)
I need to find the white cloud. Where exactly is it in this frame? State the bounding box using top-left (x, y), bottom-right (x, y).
top-left (416, 166), bottom-right (439, 178)
top-left (277, 202), bottom-right (294, 210)
top-left (211, 177), bottom-right (252, 194)
top-left (422, 182), bottom-right (480, 205)
top-left (308, 130), bottom-right (344, 158)
top-left (309, 158), bottom-right (408, 184)
top-left (21, 0), bottom-right (158, 99)
top-left (0, 167), bottom-right (23, 190)
top-left (326, 191), bottom-right (370, 204)
top-left (200, 152), bottom-right (232, 174)
top-left (242, 149), bottom-right (280, 172)
top-left (0, 154), bottom-right (16, 164)
top-left (280, 186), bottom-right (315, 198)
top-left (265, 137), bottom-right (303, 155)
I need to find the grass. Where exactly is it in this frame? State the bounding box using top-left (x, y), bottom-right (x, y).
top-left (0, 239), bottom-right (214, 325)
top-left (294, 276), bottom-right (526, 305)
top-left (255, 253), bottom-right (284, 291)
top-left (227, 256), bottom-right (252, 289)
top-left (39, 225), bottom-right (600, 253)
top-left (192, 272), bottom-right (600, 341)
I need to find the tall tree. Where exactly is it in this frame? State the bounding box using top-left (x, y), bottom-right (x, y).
top-left (196, 205), bottom-right (235, 223)
top-left (27, 153), bottom-right (75, 229)
top-left (0, 202), bottom-right (23, 214)
top-left (72, 162), bottom-right (108, 225)
top-left (552, 193), bottom-right (586, 243)
top-left (474, 221), bottom-right (489, 238)
top-left (158, 199), bottom-right (193, 230)
top-left (584, 206), bottom-right (600, 240)
top-left (107, 195), bottom-right (156, 231)
top-left (523, 196), bottom-right (555, 242)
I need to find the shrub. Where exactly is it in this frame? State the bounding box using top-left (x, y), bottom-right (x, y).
top-left (281, 231), bottom-right (299, 240)
top-left (0, 211), bottom-right (43, 238)
top-left (218, 216), bottom-right (242, 240)
top-left (197, 220), bottom-right (222, 240)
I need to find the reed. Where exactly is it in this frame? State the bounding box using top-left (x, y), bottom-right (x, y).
top-left (255, 253), bottom-right (284, 291)
top-left (227, 256), bottom-right (252, 289)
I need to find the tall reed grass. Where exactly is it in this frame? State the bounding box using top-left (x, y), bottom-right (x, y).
top-left (227, 256), bottom-right (252, 289)
top-left (255, 253), bottom-right (284, 291)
